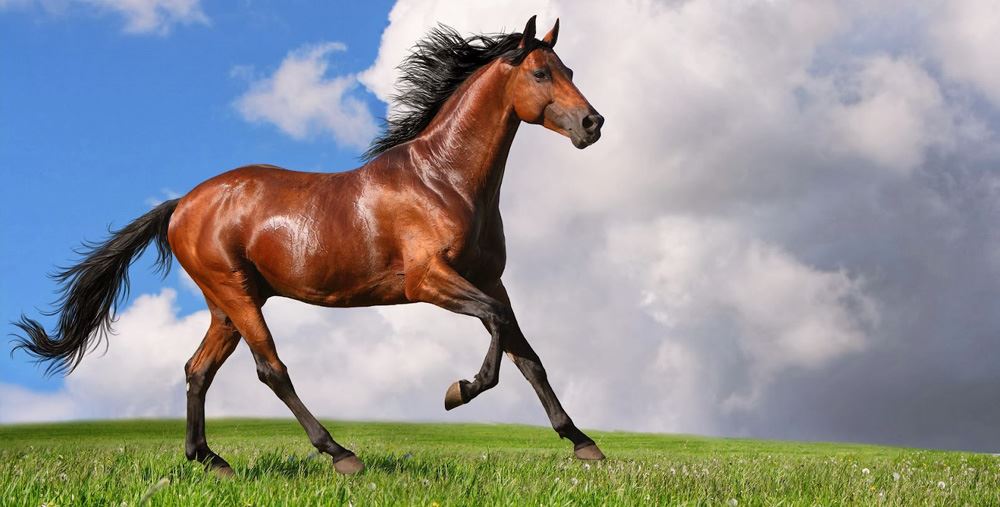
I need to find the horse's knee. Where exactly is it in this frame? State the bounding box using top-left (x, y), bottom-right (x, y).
top-left (256, 361), bottom-right (291, 391)
top-left (185, 366), bottom-right (210, 396)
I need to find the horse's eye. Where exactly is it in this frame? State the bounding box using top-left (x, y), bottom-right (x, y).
top-left (533, 69), bottom-right (548, 80)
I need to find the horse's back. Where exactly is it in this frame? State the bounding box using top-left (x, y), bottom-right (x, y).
top-left (168, 164), bottom-right (409, 306)
top-left (169, 164), bottom-right (354, 250)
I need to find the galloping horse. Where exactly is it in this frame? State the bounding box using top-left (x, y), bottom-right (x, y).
top-left (14, 16), bottom-right (605, 475)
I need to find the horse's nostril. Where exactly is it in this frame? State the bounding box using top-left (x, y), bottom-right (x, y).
top-left (582, 113), bottom-right (604, 133)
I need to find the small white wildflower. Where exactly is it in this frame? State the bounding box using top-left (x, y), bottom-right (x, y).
top-left (937, 481), bottom-right (947, 489)
top-left (862, 468), bottom-right (870, 475)
top-left (892, 472), bottom-right (900, 481)
top-left (422, 479), bottom-right (430, 487)
top-left (570, 477), bottom-right (579, 486)
top-left (554, 477), bottom-right (560, 483)
top-left (58, 473), bottom-right (68, 482)
top-left (653, 463), bottom-right (660, 469)
top-left (670, 468), bottom-right (676, 475)
top-left (367, 482), bottom-right (376, 491)
top-left (480, 453), bottom-right (487, 460)
top-left (728, 499), bottom-right (738, 506)
top-left (583, 463), bottom-right (591, 471)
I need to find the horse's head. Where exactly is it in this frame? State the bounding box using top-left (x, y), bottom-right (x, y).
top-left (508, 16), bottom-right (604, 149)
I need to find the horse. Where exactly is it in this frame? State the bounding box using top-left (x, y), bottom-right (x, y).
top-left (14, 15), bottom-right (605, 476)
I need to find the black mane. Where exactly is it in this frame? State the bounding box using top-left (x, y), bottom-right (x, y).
top-left (363, 25), bottom-right (545, 160)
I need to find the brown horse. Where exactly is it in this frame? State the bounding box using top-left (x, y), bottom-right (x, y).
top-left (14, 15), bottom-right (605, 475)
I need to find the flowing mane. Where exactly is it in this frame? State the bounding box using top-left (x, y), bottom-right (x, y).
top-left (363, 25), bottom-right (547, 160)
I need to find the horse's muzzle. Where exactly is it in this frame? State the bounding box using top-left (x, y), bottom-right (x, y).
top-left (572, 111), bottom-right (604, 149)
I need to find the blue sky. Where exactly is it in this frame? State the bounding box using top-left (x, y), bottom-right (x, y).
top-left (1, 1), bottom-right (394, 390)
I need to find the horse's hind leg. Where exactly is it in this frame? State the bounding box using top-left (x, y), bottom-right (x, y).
top-left (208, 286), bottom-right (365, 475)
top-left (184, 301), bottom-right (241, 475)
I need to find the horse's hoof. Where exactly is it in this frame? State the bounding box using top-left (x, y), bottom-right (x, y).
top-left (574, 443), bottom-right (606, 461)
top-left (333, 454), bottom-right (365, 475)
top-left (444, 381), bottom-right (465, 411)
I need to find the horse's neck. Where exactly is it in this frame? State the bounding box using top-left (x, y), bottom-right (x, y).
top-left (413, 62), bottom-right (519, 208)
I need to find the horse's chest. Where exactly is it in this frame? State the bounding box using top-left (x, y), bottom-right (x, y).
top-left (444, 213), bottom-right (506, 283)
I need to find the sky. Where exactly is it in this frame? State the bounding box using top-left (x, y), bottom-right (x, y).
top-left (2, 0), bottom-right (1000, 452)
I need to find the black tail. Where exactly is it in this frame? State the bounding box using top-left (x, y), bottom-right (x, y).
top-left (12, 199), bottom-right (180, 376)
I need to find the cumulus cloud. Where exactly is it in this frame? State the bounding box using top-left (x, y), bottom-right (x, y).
top-left (8, 0), bottom-right (1000, 452)
top-left (234, 43), bottom-right (379, 150)
top-left (604, 217), bottom-right (876, 411)
top-left (929, 0), bottom-right (1000, 107)
top-left (819, 55), bottom-right (957, 173)
top-left (85, 0), bottom-right (207, 34)
top-left (0, 0), bottom-right (208, 35)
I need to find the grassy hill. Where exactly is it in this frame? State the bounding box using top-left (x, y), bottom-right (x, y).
top-left (0, 419), bottom-right (997, 505)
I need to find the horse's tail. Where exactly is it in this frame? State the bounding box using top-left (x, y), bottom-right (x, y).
top-left (12, 198), bottom-right (180, 376)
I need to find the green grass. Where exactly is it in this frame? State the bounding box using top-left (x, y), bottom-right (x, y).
top-left (1, 419), bottom-right (998, 506)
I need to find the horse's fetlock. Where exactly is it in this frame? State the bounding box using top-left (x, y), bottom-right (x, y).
top-left (553, 416), bottom-right (576, 436)
top-left (185, 442), bottom-right (208, 461)
top-left (480, 372), bottom-right (499, 390)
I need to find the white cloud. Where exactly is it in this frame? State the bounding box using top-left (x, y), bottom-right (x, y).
top-left (929, 0), bottom-right (1000, 107)
top-left (234, 43), bottom-right (379, 150)
top-left (0, 383), bottom-right (77, 423)
top-left (0, 0), bottom-right (208, 34)
top-left (84, 0), bottom-right (207, 34)
top-left (603, 217), bottom-right (876, 411)
top-left (817, 55), bottom-right (956, 173)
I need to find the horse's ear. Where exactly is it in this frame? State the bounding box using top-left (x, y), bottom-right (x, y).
top-left (519, 15), bottom-right (537, 48)
top-left (542, 18), bottom-right (559, 47)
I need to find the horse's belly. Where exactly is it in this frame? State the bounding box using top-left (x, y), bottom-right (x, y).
top-left (248, 220), bottom-right (406, 307)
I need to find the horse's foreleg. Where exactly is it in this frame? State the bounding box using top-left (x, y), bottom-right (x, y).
top-left (482, 281), bottom-right (606, 461)
top-left (184, 303), bottom-right (241, 476)
top-left (210, 287), bottom-right (364, 475)
top-left (404, 257), bottom-right (512, 409)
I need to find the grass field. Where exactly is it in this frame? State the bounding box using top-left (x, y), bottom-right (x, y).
top-left (1, 419), bottom-right (998, 506)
